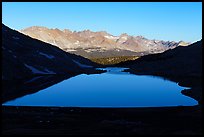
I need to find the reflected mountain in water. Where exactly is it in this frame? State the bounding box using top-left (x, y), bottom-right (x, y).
top-left (2, 74), bottom-right (78, 103)
top-left (3, 68), bottom-right (197, 107)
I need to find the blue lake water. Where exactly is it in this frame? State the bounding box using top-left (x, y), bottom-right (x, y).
top-left (3, 67), bottom-right (198, 107)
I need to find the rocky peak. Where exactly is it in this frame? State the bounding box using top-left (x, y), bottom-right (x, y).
top-left (135, 35), bottom-right (146, 40)
top-left (80, 29), bottom-right (92, 33)
top-left (20, 25), bottom-right (191, 58)
top-left (23, 26), bottom-right (48, 31)
top-left (63, 29), bottom-right (73, 34)
top-left (120, 33), bottom-right (128, 37)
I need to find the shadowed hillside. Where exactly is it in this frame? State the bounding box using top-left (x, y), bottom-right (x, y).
top-left (116, 40), bottom-right (202, 103)
top-left (2, 24), bottom-right (102, 80)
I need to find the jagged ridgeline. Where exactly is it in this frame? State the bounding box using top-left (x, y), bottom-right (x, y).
top-left (20, 26), bottom-right (190, 65)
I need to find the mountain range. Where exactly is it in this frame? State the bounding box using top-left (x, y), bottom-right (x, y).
top-left (20, 26), bottom-right (190, 58)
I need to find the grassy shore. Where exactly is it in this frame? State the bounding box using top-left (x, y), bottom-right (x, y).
top-left (90, 56), bottom-right (139, 65)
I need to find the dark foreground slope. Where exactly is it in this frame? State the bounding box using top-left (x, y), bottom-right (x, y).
top-left (2, 24), bottom-right (101, 80)
top-left (2, 105), bottom-right (202, 135)
top-left (116, 40), bottom-right (202, 103)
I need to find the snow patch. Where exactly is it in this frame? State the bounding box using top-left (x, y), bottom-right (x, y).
top-left (85, 48), bottom-right (105, 53)
top-left (72, 60), bottom-right (93, 68)
top-left (44, 68), bottom-right (56, 74)
top-left (50, 40), bottom-right (58, 45)
top-left (104, 35), bottom-right (119, 40)
top-left (121, 36), bottom-right (128, 40)
top-left (39, 52), bottom-right (55, 59)
top-left (12, 36), bottom-right (20, 40)
top-left (74, 41), bottom-right (79, 44)
top-left (24, 64), bottom-right (56, 74)
top-left (24, 76), bottom-right (44, 84)
top-left (117, 36), bottom-right (128, 43)
top-left (66, 49), bottom-right (77, 52)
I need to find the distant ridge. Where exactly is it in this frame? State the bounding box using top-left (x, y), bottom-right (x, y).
top-left (20, 26), bottom-right (190, 58)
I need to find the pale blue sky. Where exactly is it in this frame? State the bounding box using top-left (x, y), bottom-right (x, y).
top-left (2, 2), bottom-right (202, 42)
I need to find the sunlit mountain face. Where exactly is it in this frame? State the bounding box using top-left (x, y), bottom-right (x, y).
top-left (20, 26), bottom-right (190, 59)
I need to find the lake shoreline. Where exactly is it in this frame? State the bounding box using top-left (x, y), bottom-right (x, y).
top-left (2, 67), bottom-right (202, 135)
top-left (122, 68), bottom-right (202, 105)
top-left (3, 67), bottom-right (196, 107)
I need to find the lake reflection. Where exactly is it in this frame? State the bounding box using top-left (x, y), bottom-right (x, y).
top-left (3, 68), bottom-right (198, 107)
